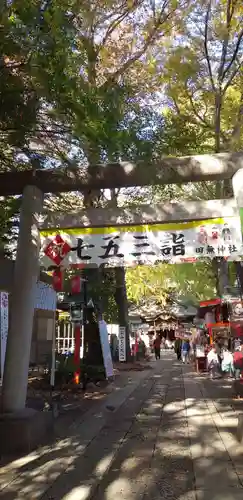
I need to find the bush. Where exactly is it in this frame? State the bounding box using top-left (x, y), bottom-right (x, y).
top-left (54, 354), bottom-right (106, 386)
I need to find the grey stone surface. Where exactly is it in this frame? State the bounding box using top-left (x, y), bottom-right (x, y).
top-left (143, 492), bottom-right (197, 500)
top-left (196, 490), bottom-right (243, 500)
top-left (1, 353), bottom-right (243, 500)
top-left (0, 408), bottom-right (53, 455)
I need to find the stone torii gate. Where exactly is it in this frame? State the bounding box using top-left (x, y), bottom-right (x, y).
top-left (1, 151), bottom-right (243, 417)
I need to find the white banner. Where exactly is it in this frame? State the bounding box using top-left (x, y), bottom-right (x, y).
top-left (196, 345), bottom-right (205, 358)
top-left (119, 326), bottom-right (126, 362)
top-left (0, 292), bottom-right (9, 379)
top-left (40, 217), bottom-right (243, 269)
top-left (98, 320), bottom-right (114, 378)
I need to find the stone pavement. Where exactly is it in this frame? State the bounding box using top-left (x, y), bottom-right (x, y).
top-left (1, 352), bottom-right (243, 500)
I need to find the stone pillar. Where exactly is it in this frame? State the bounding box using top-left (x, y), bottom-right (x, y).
top-left (232, 169), bottom-right (243, 228)
top-left (114, 267), bottom-right (131, 361)
top-left (1, 185), bottom-right (43, 413)
top-left (232, 169), bottom-right (243, 295)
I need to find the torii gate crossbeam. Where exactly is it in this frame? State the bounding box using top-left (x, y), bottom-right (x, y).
top-left (0, 151), bottom-right (243, 195)
top-left (40, 199), bottom-right (239, 229)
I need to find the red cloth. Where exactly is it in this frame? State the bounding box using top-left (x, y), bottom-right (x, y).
top-left (233, 351), bottom-right (243, 369)
top-left (154, 338), bottom-right (161, 349)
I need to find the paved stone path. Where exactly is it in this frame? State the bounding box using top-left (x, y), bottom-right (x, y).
top-left (1, 352), bottom-right (243, 500)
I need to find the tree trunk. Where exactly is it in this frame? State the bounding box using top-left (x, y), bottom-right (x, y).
top-left (213, 258), bottom-right (229, 297)
top-left (214, 91), bottom-right (231, 292)
top-left (212, 258), bottom-right (220, 296)
top-left (114, 266), bottom-right (131, 361)
top-left (235, 261), bottom-right (243, 296)
top-left (218, 258), bottom-right (230, 297)
top-left (214, 93), bottom-right (221, 154)
top-left (212, 258), bottom-right (229, 297)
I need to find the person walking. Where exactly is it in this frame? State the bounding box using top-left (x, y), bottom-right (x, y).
top-left (181, 339), bottom-right (190, 364)
top-left (153, 335), bottom-right (161, 360)
top-left (215, 339), bottom-right (223, 374)
top-left (233, 344), bottom-right (243, 399)
top-left (174, 337), bottom-right (182, 360)
top-left (207, 345), bottom-right (220, 379)
top-left (221, 348), bottom-right (234, 378)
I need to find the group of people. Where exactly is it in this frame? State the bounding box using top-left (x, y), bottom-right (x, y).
top-left (153, 335), bottom-right (176, 359)
top-left (174, 337), bottom-right (191, 363)
top-left (207, 341), bottom-right (243, 399)
top-left (152, 331), bottom-right (243, 399)
top-left (153, 335), bottom-right (191, 363)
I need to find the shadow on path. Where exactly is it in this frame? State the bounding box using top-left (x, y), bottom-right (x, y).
top-left (0, 354), bottom-right (243, 500)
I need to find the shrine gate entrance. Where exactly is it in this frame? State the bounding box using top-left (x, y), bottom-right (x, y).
top-left (1, 151), bottom-right (243, 413)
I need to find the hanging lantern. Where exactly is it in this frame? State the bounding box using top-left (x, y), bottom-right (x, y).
top-left (53, 268), bottom-right (63, 292)
top-left (71, 275), bottom-right (82, 295)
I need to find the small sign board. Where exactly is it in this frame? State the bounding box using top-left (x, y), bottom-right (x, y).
top-left (98, 320), bottom-right (114, 378)
top-left (211, 324), bottom-right (230, 340)
top-left (196, 345), bottom-right (205, 358)
top-left (175, 329), bottom-right (192, 340)
top-left (119, 326), bottom-right (126, 362)
top-left (234, 338), bottom-right (241, 350)
top-left (0, 292), bottom-right (9, 379)
top-left (231, 301), bottom-right (243, 322)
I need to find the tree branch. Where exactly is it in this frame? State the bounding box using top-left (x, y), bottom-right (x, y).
top-left (101, 1), bottom-right (143, 47)
top-left (204, 0), bottom-right (216, 92)
top-left (223, 59), bottom-right (243, 93)
top-left (172, 97), bottom-right (181, 115)
top-left (186, 87), bottom-right (213, 128)
top-left (182, 87), bottom-right (228, 143)
top-left (104, 4), bottom-right (176, 85)
top-left (222, 27), bottom-right (243, 79)
top-left (227, 88), bottom-right (243, 148)
top-left (218, 0), bottom-right (232, 82)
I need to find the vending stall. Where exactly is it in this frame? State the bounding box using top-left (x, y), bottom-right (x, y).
top-left (207, 322), bottom-right (231, 347)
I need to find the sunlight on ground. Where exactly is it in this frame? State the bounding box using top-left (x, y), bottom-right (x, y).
top-left (1, 357), bottom-right (243, 500)
top-left (95, 454), bottom-right (114, 476)
top-left (163, 400), bottom-right (186, 415)
top-left (104, 476), bottom-right (147, 499)
top-left (120, 456), bottom-right (144, 472)
top-left (63, 485), bottom-right (92, 500)
top-left (0, 451), bottom-right (40, 475)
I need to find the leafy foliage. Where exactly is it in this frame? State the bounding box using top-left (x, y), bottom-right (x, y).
top-left (0, 197), bottom-right (20, 257)
top-left (126, 261), bottom-right (216, 304)
top-left (161, 0), bottom-right (243, 157)
top-left (1, 0), bottom-right (242, 313)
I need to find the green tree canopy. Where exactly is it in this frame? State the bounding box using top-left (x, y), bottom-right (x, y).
top-left (126, 261), bottom-right (217, 305)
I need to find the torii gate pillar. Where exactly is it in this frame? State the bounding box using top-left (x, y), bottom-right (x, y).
top-left (232, 169), bottom-right (243, 292)
top-left (232, 168), bottom-right (243, 225)
top-left (1, 186), bottom-right (43, 413)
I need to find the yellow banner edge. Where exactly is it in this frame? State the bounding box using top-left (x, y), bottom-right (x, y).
top-left (40, 218), bottom-right (227, 237)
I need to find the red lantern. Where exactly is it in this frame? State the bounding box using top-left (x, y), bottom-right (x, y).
top-left (53, 268), bottom-right (63, 291)
top-left (71, 275), bottom-right (82, 295)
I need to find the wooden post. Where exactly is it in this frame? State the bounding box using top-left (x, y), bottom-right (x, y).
top-left (73, 324), bottom-right (81, 384)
